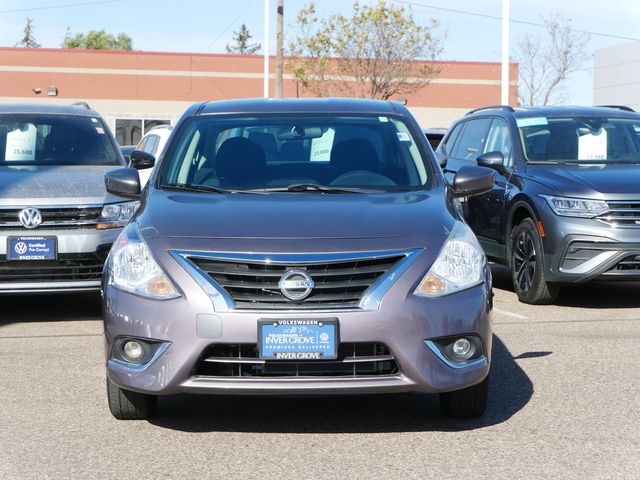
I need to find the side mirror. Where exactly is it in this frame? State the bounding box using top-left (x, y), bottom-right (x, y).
top-left (452, 165), bottom-right (495, 198)
top-left (129, 150), bottom-right (155, 170)
top-left (105, 168), bottom-right (141, 199)
top-left (477, 151), bottom-right (506, 175)
top-left (435, 151), bottom-right (447, 168)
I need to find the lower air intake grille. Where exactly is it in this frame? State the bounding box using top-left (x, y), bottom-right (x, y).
top-left (0, 250), bottom-right (109, 283)
top-left (605, 255), bottom-right (640, 273)
top-left (194, 343), bottom-right (399, 377)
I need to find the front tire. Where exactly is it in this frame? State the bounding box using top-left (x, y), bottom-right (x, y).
top-left (106, 377), bottom-right (157, 420)
top-left (510, 218), bottom-right (559, 305)
top-left (440, 375), bottom-right (489, 419)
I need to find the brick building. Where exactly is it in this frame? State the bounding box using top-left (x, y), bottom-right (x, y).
top-left (0, 47), bottom-right (518, 145)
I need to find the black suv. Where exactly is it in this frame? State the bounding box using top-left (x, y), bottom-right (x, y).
top-left (437, 105), bottom-right (640, 304)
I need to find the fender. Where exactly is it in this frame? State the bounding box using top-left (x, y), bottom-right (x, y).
top-left (505, 196), bottom-right (542, 266)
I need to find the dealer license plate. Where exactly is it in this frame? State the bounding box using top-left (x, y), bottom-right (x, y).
top-left (258, 319), bottom-right (338, 360)
top-left (7, 236), bottom-right (57, 261)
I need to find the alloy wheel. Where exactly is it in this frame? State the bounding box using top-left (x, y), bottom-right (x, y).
top-left (513, 231), bottom-right (536, 293)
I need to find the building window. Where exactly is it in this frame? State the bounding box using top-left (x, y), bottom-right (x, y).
top-left (115, 119), bottom-right (142, 146)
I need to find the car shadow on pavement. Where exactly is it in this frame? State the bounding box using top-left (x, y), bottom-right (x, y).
top-left (491, 263), bottom-right (640, 309)
top-left (0, 292), bottom-right (102, 325)
top-left (149, 334), bottom-right (533, 433)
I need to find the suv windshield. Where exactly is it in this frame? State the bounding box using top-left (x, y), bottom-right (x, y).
top-left (0, 114), bottom-right (119, 166)
top-left (518, 116), bottom-right (640, 163)
top-left (161, 114), bottom-right (432, 192)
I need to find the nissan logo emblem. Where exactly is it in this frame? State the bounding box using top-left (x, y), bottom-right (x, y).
top-left (278, 269), bottom-right (315, 301)
top-left (18, 208), bottom-right (42, 229)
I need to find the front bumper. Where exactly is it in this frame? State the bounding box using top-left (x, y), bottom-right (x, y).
top-left (103, 269), bottom-right (492, 397)
top-left (0, 227), bottom-right (119, 293)
top-left (538, 208), bottom-right (640, 283)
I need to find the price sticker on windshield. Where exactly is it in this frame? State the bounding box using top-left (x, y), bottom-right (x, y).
top-left (5, 124), bottom-right (37, 161)
top-left (578, 129), bottom-right (607, 160)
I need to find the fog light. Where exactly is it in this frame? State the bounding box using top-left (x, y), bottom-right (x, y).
top-left (425, 335), bottom-right (485, 368)
top-left (452, 338), bottom-right (474, 360)
top-left (123, 340), bottom-right (144, 360)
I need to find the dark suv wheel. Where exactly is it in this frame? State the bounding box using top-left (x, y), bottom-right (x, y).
top-left (510, 218), bottom-right (559, 304)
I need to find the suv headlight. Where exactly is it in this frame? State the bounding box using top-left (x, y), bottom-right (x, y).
top-left (541, 195), bottom-right (609, 218)
top-left (107, 223), bottom-right (180, 299)
top-left (414, 222), bottom-right (485, 298)
top-left (97, 201), bottom-right (140, 229)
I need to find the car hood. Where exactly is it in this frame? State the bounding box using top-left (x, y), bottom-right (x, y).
top-left (0, 165), bottom-right (122, 206)
top-left (137, 190), bottom-right (455, 245)
top-left (526, 163), bottom-right (640, 199)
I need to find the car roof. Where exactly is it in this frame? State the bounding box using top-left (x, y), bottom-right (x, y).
top-left (0, 102), bottom-right (99, 116)
top-left (146, 124), bottom-right (173, 133)
top-left (196, 97), bottom-right (404, 116)
top-left (464, 104), bottom-right (639, 121)
top-left (513, 105), bottom-right (639, 119)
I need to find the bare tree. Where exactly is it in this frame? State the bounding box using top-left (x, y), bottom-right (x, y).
top-left (16, 18), bottom-right (41, 48)
top-left (288, 1), bottom-right (443, 100)
top-left (516, 15), bottom-right (590, 106)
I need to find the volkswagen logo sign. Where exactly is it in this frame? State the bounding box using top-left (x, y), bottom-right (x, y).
top-left (278, 269), bottom-right (315, 301)
top-left (18, 208), bottom-right (42, 229)
top-left (14, 242), bottom-right (28, 255)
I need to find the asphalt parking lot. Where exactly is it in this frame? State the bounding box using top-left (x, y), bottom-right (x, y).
top-left (1, 265), bottom-right (639, 480)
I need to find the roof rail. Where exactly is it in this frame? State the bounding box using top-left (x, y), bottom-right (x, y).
top-left (72, 101), bottom-right (91, 109)
top-left (466, 105), bottom-right (515, 116)
top-left (597, 105), bottom-right (635, 112)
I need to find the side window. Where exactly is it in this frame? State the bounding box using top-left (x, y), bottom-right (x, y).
top-left (484, 118), bottom-right (513, 168)
top-left (451, 118), bottom-right (492, 160)
top-left (440, 123), bottom-right (463, 154)
top-left (141, 135), bottom-right (160, 156)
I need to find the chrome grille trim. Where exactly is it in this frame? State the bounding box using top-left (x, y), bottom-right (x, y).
top-left (170, 248), bottom-right (423, 312)
top-left (596, 201), bottom-right (640, 228)
top-left (0, 204), bottom-right (103, 229)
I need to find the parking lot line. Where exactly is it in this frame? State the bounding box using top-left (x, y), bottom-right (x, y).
top-left (493, 307), bottom-right (529, 320)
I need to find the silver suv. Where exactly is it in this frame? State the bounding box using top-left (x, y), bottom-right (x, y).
top-left (0, 103), bottom-right (136, 293)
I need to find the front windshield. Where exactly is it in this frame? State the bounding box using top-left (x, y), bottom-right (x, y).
top-left (0, 114), bottom-right (119, 166)
top-left (518, 116), bottom-right (640, 163)
top-left (160, 114), bottom-right (432, 192)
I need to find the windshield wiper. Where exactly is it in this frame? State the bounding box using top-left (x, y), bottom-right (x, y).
top-left (162, 183), bottom-right (236, 194)
top-left (527, 160), bottom-right (576, 165)
top-left (249, 183), bottom-right (376, 194)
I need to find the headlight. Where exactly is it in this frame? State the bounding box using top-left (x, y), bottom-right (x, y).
top-left (541, 195), bottom-right (608, 218)
top-left (414, 222), bottom-right (485, 298)
top-left (97, 201), bottom-right (140, 229)
top-left (107, 223), bottom-right (180, 299)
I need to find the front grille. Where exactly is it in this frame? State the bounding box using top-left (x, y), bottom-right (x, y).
top-left (194, 342), bottom-right (399, 377)
top-left (0, 206), bottom-right (103, 229)
top-left (0, 249), bottom-right (109, 283)
top-left (189, 254), bottom-right (405, 310)
top-left (597, 201), bottom-right (640, 227)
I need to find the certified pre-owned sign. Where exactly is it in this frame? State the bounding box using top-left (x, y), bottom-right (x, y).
top-left (7, 236), bottom-right (56, 261)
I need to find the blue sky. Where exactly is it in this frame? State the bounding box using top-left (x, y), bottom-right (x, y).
top-left (1, 0), bottom-right (638, 105)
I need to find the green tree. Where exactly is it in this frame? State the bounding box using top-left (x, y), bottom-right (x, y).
top-left (516, 15), bottom-right (590, 105)
top-left (62, 30), bottom-right (132, 50)
top-left (288, 1), bottom-right (443, 100)
top-left (225, 23), bottom-right (261, 55)
top-left (16, 18), bottom-right (41, 48)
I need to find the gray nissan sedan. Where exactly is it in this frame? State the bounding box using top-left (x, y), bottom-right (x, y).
top-left (102, 98), bottom-right (495, 420)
